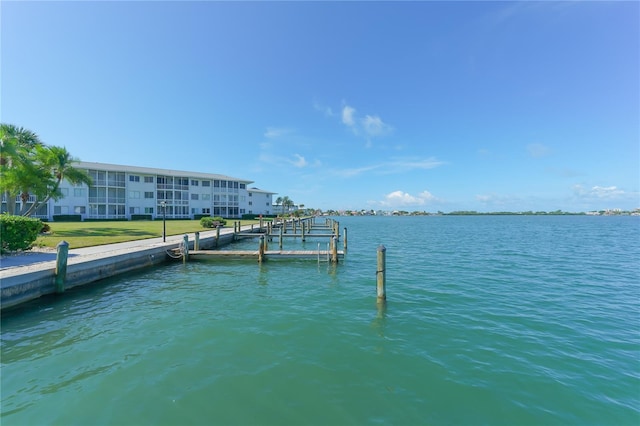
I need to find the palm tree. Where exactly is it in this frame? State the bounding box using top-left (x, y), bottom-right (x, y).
top-left (275, 196), bottom-right (283, 216)
top-left (281, 196), bottom-right (292, 215)
top-left (22, 145), bottom-right (92, 216)
top-left (0, 124), bottom-right (44, 215)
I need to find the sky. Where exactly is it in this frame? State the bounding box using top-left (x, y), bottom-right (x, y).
top-left (2, 1), bottom-right (639, 212)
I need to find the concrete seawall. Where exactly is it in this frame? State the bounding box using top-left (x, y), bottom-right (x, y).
top-left (1, 228), bottom-right (240, 311)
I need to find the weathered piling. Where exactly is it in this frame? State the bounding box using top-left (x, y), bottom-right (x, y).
top-left (258, 235), bottom-right (265, 263)
top-left (195, 231), bottom-right (200, 251)
top-left (331, 236), bottom-right (338, 263)
top-left (216, 226), bottom-right (220, 248)
top-left (343, 227), bottom-right (348, 250)
top-left (377, 245), bottom-right (386, 301)
top-left (182, 234), bottom-right (189, 263)
top-left (55, 241), bottom-right (69, 293)
top-left (279, 224), bottom-right (283, 249)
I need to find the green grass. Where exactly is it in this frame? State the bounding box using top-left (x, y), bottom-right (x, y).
top-left (36, 219), bottom-right (260, 249)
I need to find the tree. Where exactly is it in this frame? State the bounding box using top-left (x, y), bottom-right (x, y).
top-left (0, 124), bottom-right (92, 216)
top-left (1, 124), bottom-right (44, 215)
top-left (275, 196), bottom-right (283, 215)
top-left (23, 145), bottom-right (92, 216)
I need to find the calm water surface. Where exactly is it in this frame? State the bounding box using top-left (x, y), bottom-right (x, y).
top-left (2, 216), bottom-right (639, 425)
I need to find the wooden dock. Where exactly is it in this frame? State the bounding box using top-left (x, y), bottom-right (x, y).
top-left (189, 249), bottom-right (344, 260)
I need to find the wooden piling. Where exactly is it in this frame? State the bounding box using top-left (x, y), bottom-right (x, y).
top-left (55, 240), bottom-right (69, 293)
top-left (279, 224), bottom-right (283, 249)
top-left (331, 236), bottom-right (338, 263)
top-left (377, 245), bottom-right (386, 301)
top-left (258, 235), bottom-right (265, 263)
top-left (215, 225), bottom-right (220, 248)
top-left (183, 234), bottom-right (189, 263)
top-left (343, 227), bottom-right (348, 250)
top-left (195, 231), bottom-right (200, 251)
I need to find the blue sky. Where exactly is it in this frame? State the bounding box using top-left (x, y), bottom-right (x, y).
top-left (2, 1), bottom-right (638, 212)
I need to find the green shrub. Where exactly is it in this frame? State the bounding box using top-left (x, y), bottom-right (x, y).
top-left (53, 214), bottom-right (82, 222)
top-left (200, 216), bottom-right (226, 228)
top-left (0, 214), bottom-right (43, 253)
top-left (131, 214), bottom-right (152, 221)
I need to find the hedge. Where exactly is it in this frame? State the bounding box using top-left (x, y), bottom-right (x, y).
top-left (0, 214), bottom-right (43, 253)
top-left (53, 214), bottom-right (82, 222)
top-left (131, 214), bottom-right (153, 221)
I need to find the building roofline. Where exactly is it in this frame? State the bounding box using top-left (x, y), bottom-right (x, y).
top-left (76, 161), bottom-right (254, 184)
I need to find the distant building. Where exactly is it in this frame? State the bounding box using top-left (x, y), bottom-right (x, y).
top-left (1, 161), bottom-right (277, 220)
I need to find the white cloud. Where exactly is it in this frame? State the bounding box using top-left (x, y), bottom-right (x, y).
top-left (290, 154), bottom-right (308, 168)
top-left (362, 114), bottom-right (391, 137)
top-left (379, 190), bottom-right (438, 207)
top-left (342, 105), bottom-right (356, 127)
top-left (527, 143), bottom-right (551, 158)
top-left (573, 185), bottom-right (626, 199)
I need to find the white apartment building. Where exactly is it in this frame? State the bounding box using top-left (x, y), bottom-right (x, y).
top-left (3, 161), bottom-right (276, 221)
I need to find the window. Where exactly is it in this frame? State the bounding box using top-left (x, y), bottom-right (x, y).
top-left (221, 181), bottom-right (227, 188)
top-left (191, 194), bottom-right (199, 200)
top-left (202, 194), bottom-right (211, 200)
top-left (249, 201), bottom-right (253, 206)
top-left (157, 176), bottom-right (166, 185)
top-left (144, 192), bottom-right (154, 199)
top-left (191, 180), bottom-right (199, 186)
top-left (74, 188), bottom-right (85, 197)
top-left (240, 183), bottom-right (245, 189)
top-left (129, 175), bottom-right (140, 182)
top-left (144, 207), bottom-right (154, 214)
top-left (130, 207), bottom-right (140, 214)
top-left (54, 206), bottom-right (69, 214)
top-left (74, 206), bottom-right (86, 214)
top-left (202, 181), bottom-right (211, 187)
top-left (213, 180), bottom-right (220, 188)
top-left (130, 191), bottom-right (140, 199)
top-left (144, 176), bottom-right (154, 183)
top-left (202, 208), bottom-right (210, 214)
top-left (266, 202), bottom-right (270, 206)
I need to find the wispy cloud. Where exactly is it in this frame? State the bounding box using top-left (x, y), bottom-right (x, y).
top-left (363, 114), bottom-right (392, 137)
top-left (264, 127), bottom-right (294, 139)
top-left (290, 154), bottom-right (308, 168)
top-left (527, 143), bottom-right (551, 158)
top-left (331, 156), bottom-right (445, 178)
top-left (313, 100), bottom-right (334, 117)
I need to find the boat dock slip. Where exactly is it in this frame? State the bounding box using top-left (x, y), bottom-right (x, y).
top-left (188, 250), bottom-right (345, 260)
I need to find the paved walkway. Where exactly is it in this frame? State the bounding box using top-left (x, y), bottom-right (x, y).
top-left (0, 227), bottom-right (235, 270)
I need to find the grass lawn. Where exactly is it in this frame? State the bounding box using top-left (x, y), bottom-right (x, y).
top-left (35, 219), bottom-right (261, 249)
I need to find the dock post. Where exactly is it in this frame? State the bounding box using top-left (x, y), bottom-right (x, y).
top-left (258, 235), bottom-right (265, 263)
top-left (302, 223), bottom-right (306, 242)
top-left (279, 224), bottom-right (283, 249)
top-left (183, 234), bottom-right (189, 263)
top-left (55, 240), bottom-right (69, 293)
top-left (293, 220), bottom-right (297, 234)
top-left (377, 245), bottom-right (386, 302)
top-left (343, 227), bottom-right (348, 250)
top-left (331, 236), bottom-right (338, 263)
top-left (215, 225), bottom-right (220, 248)
top-left (195, 231), bottom-right (200, 251)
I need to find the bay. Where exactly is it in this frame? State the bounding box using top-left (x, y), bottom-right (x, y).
top-left (2, 215), bottom-right (639, 425)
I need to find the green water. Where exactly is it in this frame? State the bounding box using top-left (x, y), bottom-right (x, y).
top-left (2, 216), bottom-right (639, 425)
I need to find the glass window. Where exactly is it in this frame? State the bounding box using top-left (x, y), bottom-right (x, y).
top-left (144, 176), bottom-right (154, 183)
top-left (202, 181), bottom-right (211, 187)
top-left (191, 194), bottom-right (199, 200)
top-left (191, 180), bottom-right (199, 186)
